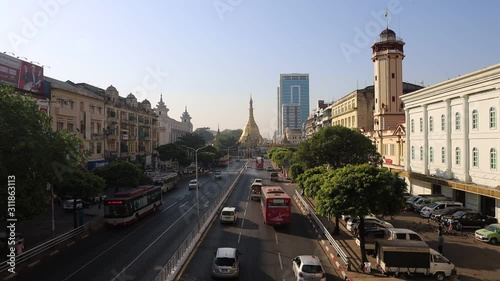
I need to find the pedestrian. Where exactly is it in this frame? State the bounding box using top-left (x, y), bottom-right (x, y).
top-left (438, 231), bottom-right (444, 255)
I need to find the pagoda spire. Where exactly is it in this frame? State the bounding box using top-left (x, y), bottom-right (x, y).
top-left (239, 95), bottom-right (264, 146)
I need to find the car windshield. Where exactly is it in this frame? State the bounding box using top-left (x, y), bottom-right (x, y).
top-left (485, 225), bottom-right (500, 232)
top-left (452, 211), bottom-right (465, 217)
top-left (222, 211), bottom-right (234, 216)
top-left (215, 257), bottom-right (236, 267)
top-left (427, 203), bottom-right (438, 208)
top-left (190, 180), bottom-right (197, 184)
top-left (302, 265), bottom-right (323, 274)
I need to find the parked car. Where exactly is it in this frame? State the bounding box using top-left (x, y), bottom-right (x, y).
top-left (445, 211), bottom-right (498, 229)
top-left (220, 207), bottom-right (238, 224)
top-left (430, 206), bottom-right (471, 222)
top-left (188, 179), bottom-right (199, 190)
top-left (211, 247), bottom-right (241, 278)
top-left (355, 227), bottom-right (386, 254)
top-left (420, 201), bottom-right (463, 218)
top-left (292, 255), bottom-right (326, 281)
top-left (385, 228), bottom-right (425, 242)
top-left (474, 223), bottom-right (500, 245)
top-left (348, 216), bottom-right (393, 234)
top-left (413, 195), bottom-right (451, 212)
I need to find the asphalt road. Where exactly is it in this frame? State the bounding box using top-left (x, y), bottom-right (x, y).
top-left (178, 161), bottom-right (342, 281)
top-left (13, 163), bottom-right (244, 281)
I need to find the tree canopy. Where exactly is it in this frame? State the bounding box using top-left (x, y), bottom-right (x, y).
top-left (295, 126), bottom-right (381, 169)
top-left (157, 143), bottom-right (190, 166)
top-left (193, 127), bottom-right (215, 143)
top-left (93, 160), bottom-right (142, 190)
top-left (0, 85), bottom-right (85, 220)
top-left (315, 164), bottom-right (407, 264)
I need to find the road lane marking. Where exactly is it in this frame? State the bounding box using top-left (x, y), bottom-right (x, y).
top-left (204, 201), bottom-right (209, 208)
top-left (243, 208), bottom-right (246, 216)
top-left (62, 202), bottom-right (177, 281)
top-left (180, 201), bottom-right (188, 208)
top-left (275, 233), bottom-right (279, 245)
top-left (240, 218), bottom-right (245, 228)
top-left (238, 232), bottom-right (241, 243)
top-left (109, 204), bottom-right (197, 281)
top-left (278, 252), bottom-right (283, 270)
top-left (245, 202), bottom-right (248, 208)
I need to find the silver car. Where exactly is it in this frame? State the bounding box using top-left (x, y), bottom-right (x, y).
top-left (292, 255), bottom-right (326, 281)
top-left (212, 247), bottom-right (240, 278)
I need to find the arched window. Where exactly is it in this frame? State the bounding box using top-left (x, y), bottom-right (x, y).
top-left (472, 109), bottom-right (478, 129)
top-left (472, 147), bottom-right (479, 167)
top-left (441, 147), bottom-right (445, 164)
top-left (455, 112), bottom-right (461, 130)
top-left (489, 107), bottom-right (497, 129)
top-left (455, 147), bottom-right (461, 165)
top-left (411, 119), bottom-right (415, 133)
top-left (419, 118), bottom-right (423, 132)
top-left (411, 146), bottom-right (415, 160)
top-left (441, 114), bottom-right (445, 131)
top-left (420, 146), bottom-right (423, 161)
top-left (429, 116), bottom-right (434, 132)
top-left (490, 148), bottom-right (497, 169)
top-left (429, 147), bottom-right (434, 162)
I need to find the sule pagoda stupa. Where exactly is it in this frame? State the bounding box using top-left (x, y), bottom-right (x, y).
top-left (239, 96), bottom-right (264, 147)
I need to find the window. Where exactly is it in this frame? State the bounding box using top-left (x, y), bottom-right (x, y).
top-left (411, 119), bottom-right (415, 133)
top-left (68, 100), bottom-right (74, 109)
top-left (57, 121), bottom-right (64, 131)
top-left (455, 148), bottom-right (461, 165)
top-left (390, 144), bottom-right (395, 156)
top-left (472, 147), bottom-right (478, 167)
top-left (491, 148), bottom-right (497, 169)
top-left (441, 147), bottom-right (445, 164)
top-left (419, 118), bottom-right (423, 132)
top-left (392, 73), bottom-right (395, 78)
top-left (489, 107), bottom-right (497, 129)
top-left (455, 112), bottom-right (461, 130)
top-left (429, 147), bottom-right (434, 162)
top-left (392, 96), bottom-right (395, 102)
top-left (411, 146), bottom-right (415, 160)
top-left (429, 117), bottom-right (434, 132)
top-left (472, 109), bottom-right (478, 129)
top-left (67, 123), bottom-right (74, 132)
top-left (420, 146), bottom-right (423, 161)
top-left (96, 142), bottom-right (102, 154)
top-left (441, 114), bottom-right (445, 131)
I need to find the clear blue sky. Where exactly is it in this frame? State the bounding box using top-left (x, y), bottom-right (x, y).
top-left (1, 0), bottom-right (499, 138)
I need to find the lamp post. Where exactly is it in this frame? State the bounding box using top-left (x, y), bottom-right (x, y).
top-left (182, 145), bottom-right (208, 221)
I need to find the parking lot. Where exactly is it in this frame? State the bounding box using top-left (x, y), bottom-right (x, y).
top-left (332, 210), bottom-right (500, 281)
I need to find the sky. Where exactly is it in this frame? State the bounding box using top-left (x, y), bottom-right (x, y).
top-left (1, 0), bottom-right (500, 139)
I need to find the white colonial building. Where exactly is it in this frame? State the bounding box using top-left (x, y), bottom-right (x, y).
top-left (155, 95), bottom-right (193, 145)
top-left (401, 63), bottom-right (500, 218)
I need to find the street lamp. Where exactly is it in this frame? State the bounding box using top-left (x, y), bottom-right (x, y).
top-left (182, 145), bottom-right (209, 221)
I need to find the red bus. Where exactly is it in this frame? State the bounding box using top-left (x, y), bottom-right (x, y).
top-left (104, 185), bottom-right (162, 226)
top-left (260, 186), bottom-right (291, 225)
top-left (256, 157), bottom-right (264, 169)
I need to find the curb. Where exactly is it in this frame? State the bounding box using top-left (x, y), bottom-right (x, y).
top-left (293, 195), bottom-right (353, 281)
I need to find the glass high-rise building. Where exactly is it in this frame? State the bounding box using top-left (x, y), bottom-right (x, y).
top-left (277, 73), bottom-right (309, 138)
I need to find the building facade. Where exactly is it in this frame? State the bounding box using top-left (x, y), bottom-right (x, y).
top-left (155, 95), bottom-right (193, 145)
top-left (278, 73), bottom-right (310, 139)
top-left (331, 86), bottom-right (375, 131)
top-left (401, 63), bottom-right (500, 218)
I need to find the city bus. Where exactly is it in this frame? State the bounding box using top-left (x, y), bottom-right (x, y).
top-left (153, 173), bottom-right (178, 193)
top-left (104, 185), bottom-right (162, 226)
top-left (260, 186), bottom-right (291, 225)
top-left (255, 157), bottom-right (264, 169)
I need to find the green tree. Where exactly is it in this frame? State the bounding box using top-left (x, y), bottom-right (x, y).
top-left (296, 166), bottom-right (327, 198)
top-left (0, 85), bottom-right (84, 220)
top-left (316, 164), bottom-right (407, 265)
top-left (55, 170), bottom-right (105, 227)
top-left (295, 126), bottom-right (381, 169)
top-left (93, 161), bottom-right (142, 190)
top-left (197, 151), bottom-right (216, 169)
top-left (288, 163), bottom-right (305, 182)
top-left (193, 127), bottom-right (215, 143)
top-left (157, 143), bottom-right (190, 166)
top-left (177, 133), bottom-right (206, 149)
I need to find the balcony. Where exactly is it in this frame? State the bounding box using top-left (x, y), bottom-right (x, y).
top-left (120, 152), bottom-right (128, 158)
top-left (121, 134), bottom-right (129, 140)
top-left (53, 106), bottom-right (75, 117)
top-left (91, 133), bottom-right (104, 140)
top-left (107, 134), bottom-right (117, 140)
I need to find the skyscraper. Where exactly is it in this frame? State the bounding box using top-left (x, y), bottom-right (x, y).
top-left (277, 73), bottom-right (310, 138)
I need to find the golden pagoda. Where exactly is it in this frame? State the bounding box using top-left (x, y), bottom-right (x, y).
top-left (239, 96), bottom-right (264, 146)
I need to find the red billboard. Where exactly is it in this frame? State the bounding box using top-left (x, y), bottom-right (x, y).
top-left (0, 53), bottom-right (44, 94)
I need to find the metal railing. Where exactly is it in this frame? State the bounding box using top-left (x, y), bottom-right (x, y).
top-left (294, 190), bottom-right (351, 271)
top-left (154, 166), bottom-right (244, 281)
top-left (0, 221), bottom-right (94, 274)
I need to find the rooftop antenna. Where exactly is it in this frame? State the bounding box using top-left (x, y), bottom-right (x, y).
top-left (385, 8), bottom-right (389, 29)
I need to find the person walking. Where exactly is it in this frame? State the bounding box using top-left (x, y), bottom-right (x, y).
top-left (437, 224), bottom-right (445, 254)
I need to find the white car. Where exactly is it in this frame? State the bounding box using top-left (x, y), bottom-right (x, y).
top-left (63, 199), bottom-right (83, 211)
top-left (253, 178), bottom-right (263, 185)
top-left (212, 247), bottom-right (240, 278)
top-left (292, 255), bottom-right (326, 281)
top-left (220, 207), bottom-right (238, 224)
top-left (188, 179), bottom-right (199, 190)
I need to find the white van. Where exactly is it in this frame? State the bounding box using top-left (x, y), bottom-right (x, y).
top-left (385, 228), bottom-right (425, 242)
top-left (420, 201), bottom-right (463, 218)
